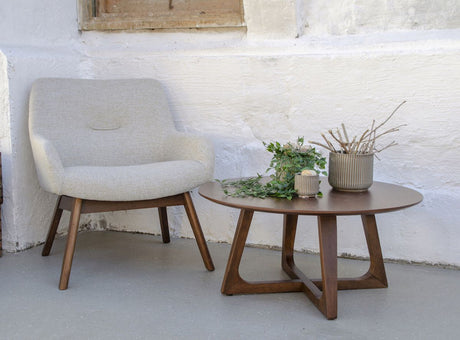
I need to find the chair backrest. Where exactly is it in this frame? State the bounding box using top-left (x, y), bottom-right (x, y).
top-left (29, 78), bottom-right (176, 167)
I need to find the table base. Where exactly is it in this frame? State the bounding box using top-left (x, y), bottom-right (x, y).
top-left (221, 210), bottom-right (388, 320)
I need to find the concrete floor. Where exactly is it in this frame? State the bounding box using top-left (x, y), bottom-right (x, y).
top-left (0, 231), bottom-right (459, 339)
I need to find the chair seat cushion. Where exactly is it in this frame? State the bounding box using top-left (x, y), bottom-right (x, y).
top-left (61, 160), bottom-right (210, 201)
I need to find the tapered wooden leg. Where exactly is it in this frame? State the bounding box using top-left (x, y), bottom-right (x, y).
top-left (361, 214), bottom-right (388, 287)
top-left (183, 192), bottom-right (215, 271)
top-left (224, 212), bottom-right (386, 320)
top-left (223, 211), bottom-right (337, 319)
top-left (311, 214), bottom-right (388, 291)
top-left (221, 209), bottom-right (303, 295)
top-left (158, 207), bottom-right (170, 244)
top-left (59, 198), bottom-right (82, 290)
top-left (282, 214), bottom-right (298, 279)
top-left (281, 214), bottom-right (338, 319)
top-left (317, 215), bottom-right (338, 320)
top-left (221, 209), bottom-right (253, 294)
top-left (42, 196), bottom-right (63, 256)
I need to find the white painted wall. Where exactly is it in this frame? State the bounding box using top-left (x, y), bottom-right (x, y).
top-left (1, 0), bottom-right (459, 266)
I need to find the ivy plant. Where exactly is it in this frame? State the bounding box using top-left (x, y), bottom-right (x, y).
top-left (220, 137), bottom-right (327, 200)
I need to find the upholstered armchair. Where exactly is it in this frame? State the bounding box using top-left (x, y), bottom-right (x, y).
top-left (29, 78), bottom-right (215, 290)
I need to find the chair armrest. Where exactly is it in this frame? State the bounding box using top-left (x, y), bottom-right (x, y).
top-left (164, 133), bottom-right (215, 178)
top-left (29, 134), bottom-right (64, 194)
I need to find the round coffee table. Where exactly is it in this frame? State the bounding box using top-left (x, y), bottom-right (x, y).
top-left (199, 179), bottom-right (422, 320)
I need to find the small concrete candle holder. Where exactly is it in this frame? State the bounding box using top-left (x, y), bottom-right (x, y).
top-left (295, 170), bottom-right (319, 198)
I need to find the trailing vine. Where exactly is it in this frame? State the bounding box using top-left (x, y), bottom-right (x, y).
top-left (219, 137), bottom-right (327, 200)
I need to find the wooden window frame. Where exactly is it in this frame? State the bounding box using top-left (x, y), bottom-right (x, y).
top-left (77, 0), bottom-right (245, 31)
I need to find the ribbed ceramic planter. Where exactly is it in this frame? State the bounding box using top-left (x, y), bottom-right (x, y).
top-left (294, 173), bottom-right (319, 198)
top-left (328, 152), bottom-right (374, 192)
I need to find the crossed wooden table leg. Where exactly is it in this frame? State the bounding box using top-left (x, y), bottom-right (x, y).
top-left (221, 209), bottom-right (388, 320)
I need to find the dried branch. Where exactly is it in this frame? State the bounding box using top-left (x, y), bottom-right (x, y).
top-left (309, 141), bottom-right (335, 152)
top-left (366, 120), bottom-right (375, 153)
top-left (321, 133), bottom-right (337, 152)
top-left (349, 136), bottom-right (357, 153)
top-left (369, 130), bottom-right (377, 154)
top-left (355, 128), bottom-right (369, 152)
top-left (373, 124), bottom-right (407, 140)
top-left (341, 123), bottom-right (349, 144)
top-left (310, 101), bottom-right (406, 156)
top-left (328, 129), bottom-right (342, 146)
top-left (336, 128), bottom-right (348, 153)
top-left (375, 141), bottom-right (398, 153)
top-left (329, 129), bottom-right (349, 153)
top-left (373, 100), bottom-right (406, 132)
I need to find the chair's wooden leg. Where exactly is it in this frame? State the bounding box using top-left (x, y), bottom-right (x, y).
top-left (59, 198), bottom-right (82, 290)
top-left (158, 207), bottom-right (171, 244)
top-left (0, 205), bottom-right (2, 257)
top-left (183, 192), bottom-right (215, 271)
top-left (42, 196), bottom-right (63, 256)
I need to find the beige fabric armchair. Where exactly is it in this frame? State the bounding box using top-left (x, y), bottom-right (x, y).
top-left (29, 78), bottom-right (215, 290)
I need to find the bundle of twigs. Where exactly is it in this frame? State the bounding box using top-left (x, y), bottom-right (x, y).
top-left (309, 101), bottom-right (406, 155)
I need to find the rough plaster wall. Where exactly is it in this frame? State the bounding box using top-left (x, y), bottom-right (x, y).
top-left (244, 0), bottom-right (300, 38)
top-left (0, 52), bottom-right (9, 144)
top-left (303, 0), bottom-right (460, 36)
top-left (85, 50), bottom-right (460, 266)
top-left (0, 0), bottom-right (459, 266)
top-left (0, 0), bottom-right (100, 250)
top-left (0, 51), bottom-right (14, 248)
top-left (2, 49), bottom-right (101, 250)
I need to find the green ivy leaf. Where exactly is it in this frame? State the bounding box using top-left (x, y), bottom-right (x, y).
top-left (219, 137), bottom-right (326, 200)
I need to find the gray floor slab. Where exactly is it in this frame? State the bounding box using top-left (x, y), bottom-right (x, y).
top-left (0, 231), bottom-right (459, 339)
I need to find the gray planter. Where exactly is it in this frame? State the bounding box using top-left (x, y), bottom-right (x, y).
top-left (328, 152), bottom-right (374, 192)
top-left (294, 173), bottom-right (319, 198)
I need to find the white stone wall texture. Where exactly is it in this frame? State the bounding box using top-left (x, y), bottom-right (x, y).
top-left (0, 0), bottom-right (459, 266)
